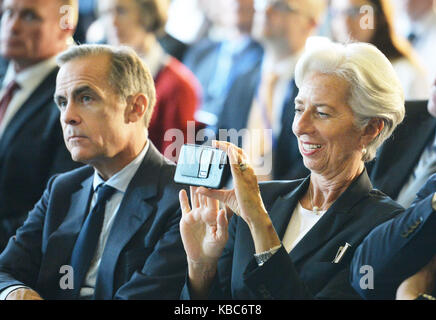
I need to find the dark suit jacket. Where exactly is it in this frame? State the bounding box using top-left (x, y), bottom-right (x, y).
top-left (0, 66), bottom-right (80, 250)
top-left (350, 173), bottom-right (436, 300)
top-left (181, 170), bottom-right (403, 299)
top-left (183, 38), bottom-right (263, 139)
top-left (366, 100), bottom-right (436, 199)
top-left (273, 80), bottom-right (309, 180)
top-left (0, 144), bottom-right (187, 299)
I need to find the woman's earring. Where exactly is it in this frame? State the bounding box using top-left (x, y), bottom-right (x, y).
top-left (362, 146), bottom-right (367, 156)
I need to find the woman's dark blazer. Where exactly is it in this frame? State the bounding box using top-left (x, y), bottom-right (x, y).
top-left (181, 170), bottom-right (404, 299)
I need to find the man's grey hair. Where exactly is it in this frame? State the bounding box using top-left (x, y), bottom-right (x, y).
top-left (295, 37), bottom-right (405, 162)
top-left (56, 44), bottom-right (157, 127)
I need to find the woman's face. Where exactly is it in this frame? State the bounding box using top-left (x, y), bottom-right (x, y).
top-left (292, 72), bottom-right (365, 176)
top-left (99, 0), bottom-right (148, 48)
top-left (330, 0), bottom-right (376, 43)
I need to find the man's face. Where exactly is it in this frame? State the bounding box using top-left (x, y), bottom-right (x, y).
top-left (402, 0), bottom-right (434, 21)
top-left (252, 0), bottom-right (314, 52)
top-left (220, 0), bottom-right (255, 33)
top-left (0, 0), bottom-right (67, 66)
top-left (55, 55), bottom-right (134, 170)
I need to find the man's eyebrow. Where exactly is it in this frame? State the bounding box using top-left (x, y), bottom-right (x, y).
top-left (54, 86), bottom-right (97, 104)
top-left (72, 85), bottom-right (96, 98)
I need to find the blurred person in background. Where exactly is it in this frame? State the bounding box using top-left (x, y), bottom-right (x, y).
top-left (0, 0), bottom-right (81, 251)
top-left (330, 0), bottom-right (429, 100)
top-left (183, 0), bottom-right (263, 144)
top-left (366, 75), bottom-right (436, 207)
top-left (98, 0), bottom-right (201, 160)
top-left (398, 0), bottom-right (436, 88)
top-left (244, 0), bottom-right (327, 181)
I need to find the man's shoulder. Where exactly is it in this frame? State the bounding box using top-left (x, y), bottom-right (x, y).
top-left (395, 100), bottom-right (433, 133)
top-left (132, 147), bottom-right (184, 196)
top-left (50, 165), bottom-right (94, 188)
top-left (182, 39), bottom-right (220, 68)
top-left (184, 38), bottom-right (219, 58)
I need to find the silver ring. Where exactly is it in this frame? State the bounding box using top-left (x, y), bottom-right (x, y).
top-left (239, 162), bottom-right (248, 172)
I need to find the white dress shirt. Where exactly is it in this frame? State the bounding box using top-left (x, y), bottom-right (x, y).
top-left (0, 140), bottom-right (150, 300)
top-left (0, 57), bottom-right (58, 138)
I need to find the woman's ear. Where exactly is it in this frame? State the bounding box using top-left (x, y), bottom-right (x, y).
top-left (126, 93), bottom-right (148, 123)
top-left (362, 118), bottom-right (384, 146)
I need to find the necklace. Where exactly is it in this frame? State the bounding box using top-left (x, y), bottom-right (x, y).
top-left (309, 184), bottom-right (321, 215)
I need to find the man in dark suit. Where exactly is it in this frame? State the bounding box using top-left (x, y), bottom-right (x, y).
top-left (350, 173), bottom-right (436, 300)
top-left (0, 0), bottom-right (81, 250)
top-left (183, 0), bottom-right (263, 139)
top-left (0, 44), bottom-right (187, 300)
top-left (367, 99), bottom-right (436, 207)
top-left (243, 0), bottom-right (326, 181)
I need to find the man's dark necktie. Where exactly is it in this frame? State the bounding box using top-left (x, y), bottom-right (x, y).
top-left (70, 184), bottom-right (116, 298)
top-left (0, 80), bottom-right (20, 124)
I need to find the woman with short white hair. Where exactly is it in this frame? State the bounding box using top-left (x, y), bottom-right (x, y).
top-left (294, 37), bottom-right (405, 162)
top-left (178, 38), bottom-right (406, 299)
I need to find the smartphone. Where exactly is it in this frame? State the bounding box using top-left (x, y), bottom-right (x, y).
top-left (174, 144), bottom-right (230, 189)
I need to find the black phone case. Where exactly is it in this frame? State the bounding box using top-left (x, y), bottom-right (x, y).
top-left (174, 144), bottom-right (230, 189)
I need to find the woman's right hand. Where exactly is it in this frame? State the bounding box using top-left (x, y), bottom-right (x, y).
top-left (179, 186), bottom-right (231, 268)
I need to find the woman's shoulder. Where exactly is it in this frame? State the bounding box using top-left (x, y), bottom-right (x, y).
top-left (358, 188), bottom-right (405, 223)
top-left (367, 188), bottom-right (404, 209)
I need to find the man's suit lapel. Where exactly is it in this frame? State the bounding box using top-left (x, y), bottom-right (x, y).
top-left (289, 171), bottom-right (373, 264)
top-left (0, 67), bottom-right (59, 157)
top-left (38, 174), bottom-right (93, 298)
top-left (93, 144), bottom-right (164, 299)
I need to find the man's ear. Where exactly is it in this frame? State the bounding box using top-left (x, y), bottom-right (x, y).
top-left (362, 118), bottom-right (384, 146)
top-left (126, 93), bottom-right (148, 123)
